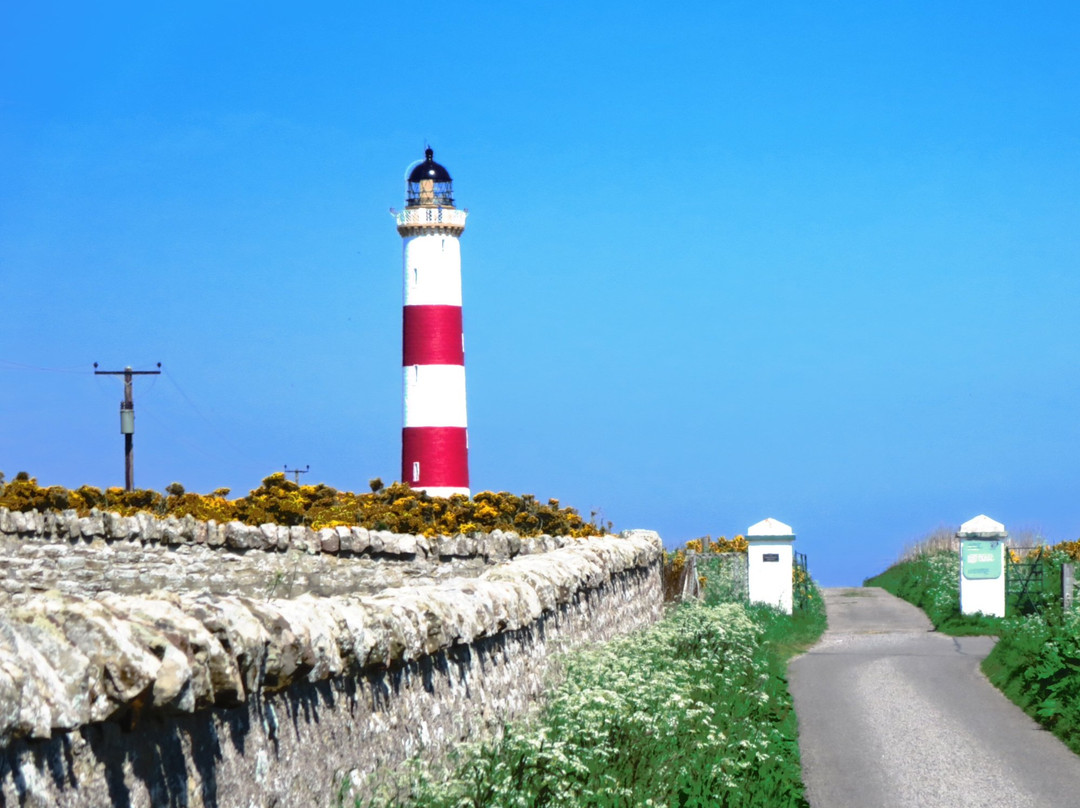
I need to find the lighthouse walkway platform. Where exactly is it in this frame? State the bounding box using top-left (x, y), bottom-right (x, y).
top-left (788, 587), bottom-right (1080, 808)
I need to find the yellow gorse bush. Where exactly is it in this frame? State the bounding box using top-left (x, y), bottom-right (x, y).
top-left (1054, 541), bottom-right (1080, 561)
top-left (663, 534), bottom-right (750, 589)
top-left (0, 472), bottom-right (603, 538)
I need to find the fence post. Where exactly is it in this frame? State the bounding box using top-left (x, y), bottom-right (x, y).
top-left (1064, 564), bottom-right (1075, 612)
top-left (679, 550), bottom-right (701, 601)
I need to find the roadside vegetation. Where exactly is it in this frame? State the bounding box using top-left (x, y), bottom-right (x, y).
top-left (0, 470), bottom-right (601, 537)
top-left (355, 577), bottom-right (826, 806)
top-left (865, 527), bottom-right (1080, 755)
top-left (864, 547), bottom-right (1001, 635)
top-left (983, 609), bottom-right (1080, 756)
top-left (863, 527), bottom-right (1074, 634)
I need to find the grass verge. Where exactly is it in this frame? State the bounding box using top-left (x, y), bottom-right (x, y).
top-left (356, 592), bottom-right (826, 807)
top-left (982, 607), bottom-right (1080, 756)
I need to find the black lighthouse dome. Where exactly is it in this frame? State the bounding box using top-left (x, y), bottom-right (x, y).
top-left (406, 147), bottom-right (454, 207)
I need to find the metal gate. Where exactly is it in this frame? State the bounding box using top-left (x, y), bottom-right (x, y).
top-left (1005, 552), bottom-right (1046, 616)
top-left (794, 551), bottom-right (811, 610)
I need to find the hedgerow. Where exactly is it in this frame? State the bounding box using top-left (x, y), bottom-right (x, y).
top-left (0, 471), bottom-right (601, 537)
top-left (360, 596), bottom-right (824, 807)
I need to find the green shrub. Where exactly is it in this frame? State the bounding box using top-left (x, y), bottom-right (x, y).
top-left (983, 607), bottom-right (1080, 755)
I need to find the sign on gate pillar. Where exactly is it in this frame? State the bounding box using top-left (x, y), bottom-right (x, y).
top-left (958, 514), bottom-right (1007, 618)
top-left (747, 517), bottom-right (795, 614)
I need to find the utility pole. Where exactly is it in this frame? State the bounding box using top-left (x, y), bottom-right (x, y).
top-left (284, 464), bottom-right (310, 484)
top-left (94, 362), bottom-right (161, 491)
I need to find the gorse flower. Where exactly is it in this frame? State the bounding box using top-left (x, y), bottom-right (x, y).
top-left (0, 472), bottom-right (604, 538)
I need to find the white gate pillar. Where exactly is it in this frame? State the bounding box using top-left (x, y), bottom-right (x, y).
top-left (747, 517), bottom-right (795, 614)
top-left (958, 514), bottom-right (1007, 618)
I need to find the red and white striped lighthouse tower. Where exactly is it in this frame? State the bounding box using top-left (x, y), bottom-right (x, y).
top-left (395, 148), bottom-right (470, 497)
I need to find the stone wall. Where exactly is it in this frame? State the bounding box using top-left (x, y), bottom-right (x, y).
top-left (0, 509), bottom-right (663, 807)
top-left (0, 507), bottom-right (579, 602)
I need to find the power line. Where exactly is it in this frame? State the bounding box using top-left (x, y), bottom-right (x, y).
top-left (160, 366), bottom-right (268, 469)
top-left (0, 359), bottom-right (90, 374)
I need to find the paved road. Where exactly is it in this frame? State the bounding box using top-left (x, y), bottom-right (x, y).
top-left (789, 587), bottom-right (1080, 808)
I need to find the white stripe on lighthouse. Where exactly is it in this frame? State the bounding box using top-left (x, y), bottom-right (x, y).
top-left (402, 365), bottom-right (468, 427)
top-left (403, 235), bottom-right (462, 306)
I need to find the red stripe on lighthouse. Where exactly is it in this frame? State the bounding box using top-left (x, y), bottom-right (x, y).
top-left (403, 305), bottom-right (464, 366)
top-left (402, 426), bottom-right (469, 490)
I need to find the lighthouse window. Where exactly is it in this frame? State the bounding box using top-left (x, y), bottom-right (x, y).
top-left (441, 239), bottom-right (445, 251)
top-left (412, 462), bottom-right (420, 482)
top-left (412, 267), bottom-right (418, 286)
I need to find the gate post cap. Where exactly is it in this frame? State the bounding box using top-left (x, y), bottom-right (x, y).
top-left (958, 514), bottom-right (1007, 538)
top-left (747, 517), bottom-right (795, 540)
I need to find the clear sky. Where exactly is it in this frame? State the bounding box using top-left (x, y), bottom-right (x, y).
top-left (2, 2), bottom-right (1077, 586)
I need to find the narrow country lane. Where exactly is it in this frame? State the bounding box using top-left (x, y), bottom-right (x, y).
top-left (788, 587), bottom-right (1080, 808)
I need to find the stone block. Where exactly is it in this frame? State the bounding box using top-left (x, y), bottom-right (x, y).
top-left (253, 524), bottom-right (276, 551)
top-left (41, 510), bottom-right (59, 538)
top-left (8, 511), bottom-right (27, 535)
top-left (369, 530), bottom-right (391, 554)
top-left (288, 525), bottom-right (307, 550)
top-left (105, 512), bottom-right (130, 541)
top-left (81, 512), bottom-right (105, 538)
top-left (62, 510), bottom-right (82, 541)
top-left (25, 510), bottom-right (45, 535)
top-left (319, 529), bottom-right (340, 554)
top-left (346, 527), bottom-right (370, 555)
top-left (205, 520), bottom-right (225, 547)
top-left (161, 516), bottom-right (183, 545)
top-left (141, 512), bottom-right (164, 542)
top-left (224, 521), bottom-right (249, 550)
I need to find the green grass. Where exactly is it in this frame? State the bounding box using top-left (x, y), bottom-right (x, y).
top-left (358, 592), bottom-right (826, 807)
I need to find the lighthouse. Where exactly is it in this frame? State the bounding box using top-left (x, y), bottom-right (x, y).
top-left (395, 148), bottom-right (470, 497)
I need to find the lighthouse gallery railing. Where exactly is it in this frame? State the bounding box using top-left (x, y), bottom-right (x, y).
top-left (395, 207), bottom-right (468, 228)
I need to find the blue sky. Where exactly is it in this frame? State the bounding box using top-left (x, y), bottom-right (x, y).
top-left (2, 2), bottom-right (1077, 585)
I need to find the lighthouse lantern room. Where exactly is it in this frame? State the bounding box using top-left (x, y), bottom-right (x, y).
top-left (395, 148), bottom-right (470, 497)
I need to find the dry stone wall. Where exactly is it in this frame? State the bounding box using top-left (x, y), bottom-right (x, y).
top-left (0, 508), bottom-right (663, 807)
top-left (0, 507), bottom-right (578, 602)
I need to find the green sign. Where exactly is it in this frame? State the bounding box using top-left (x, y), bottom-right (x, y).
top-left (961, 540), bottom-right (1003, 580)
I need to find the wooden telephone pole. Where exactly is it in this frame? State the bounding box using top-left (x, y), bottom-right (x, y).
top-left (94, 362), bottom-right (161, 491)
